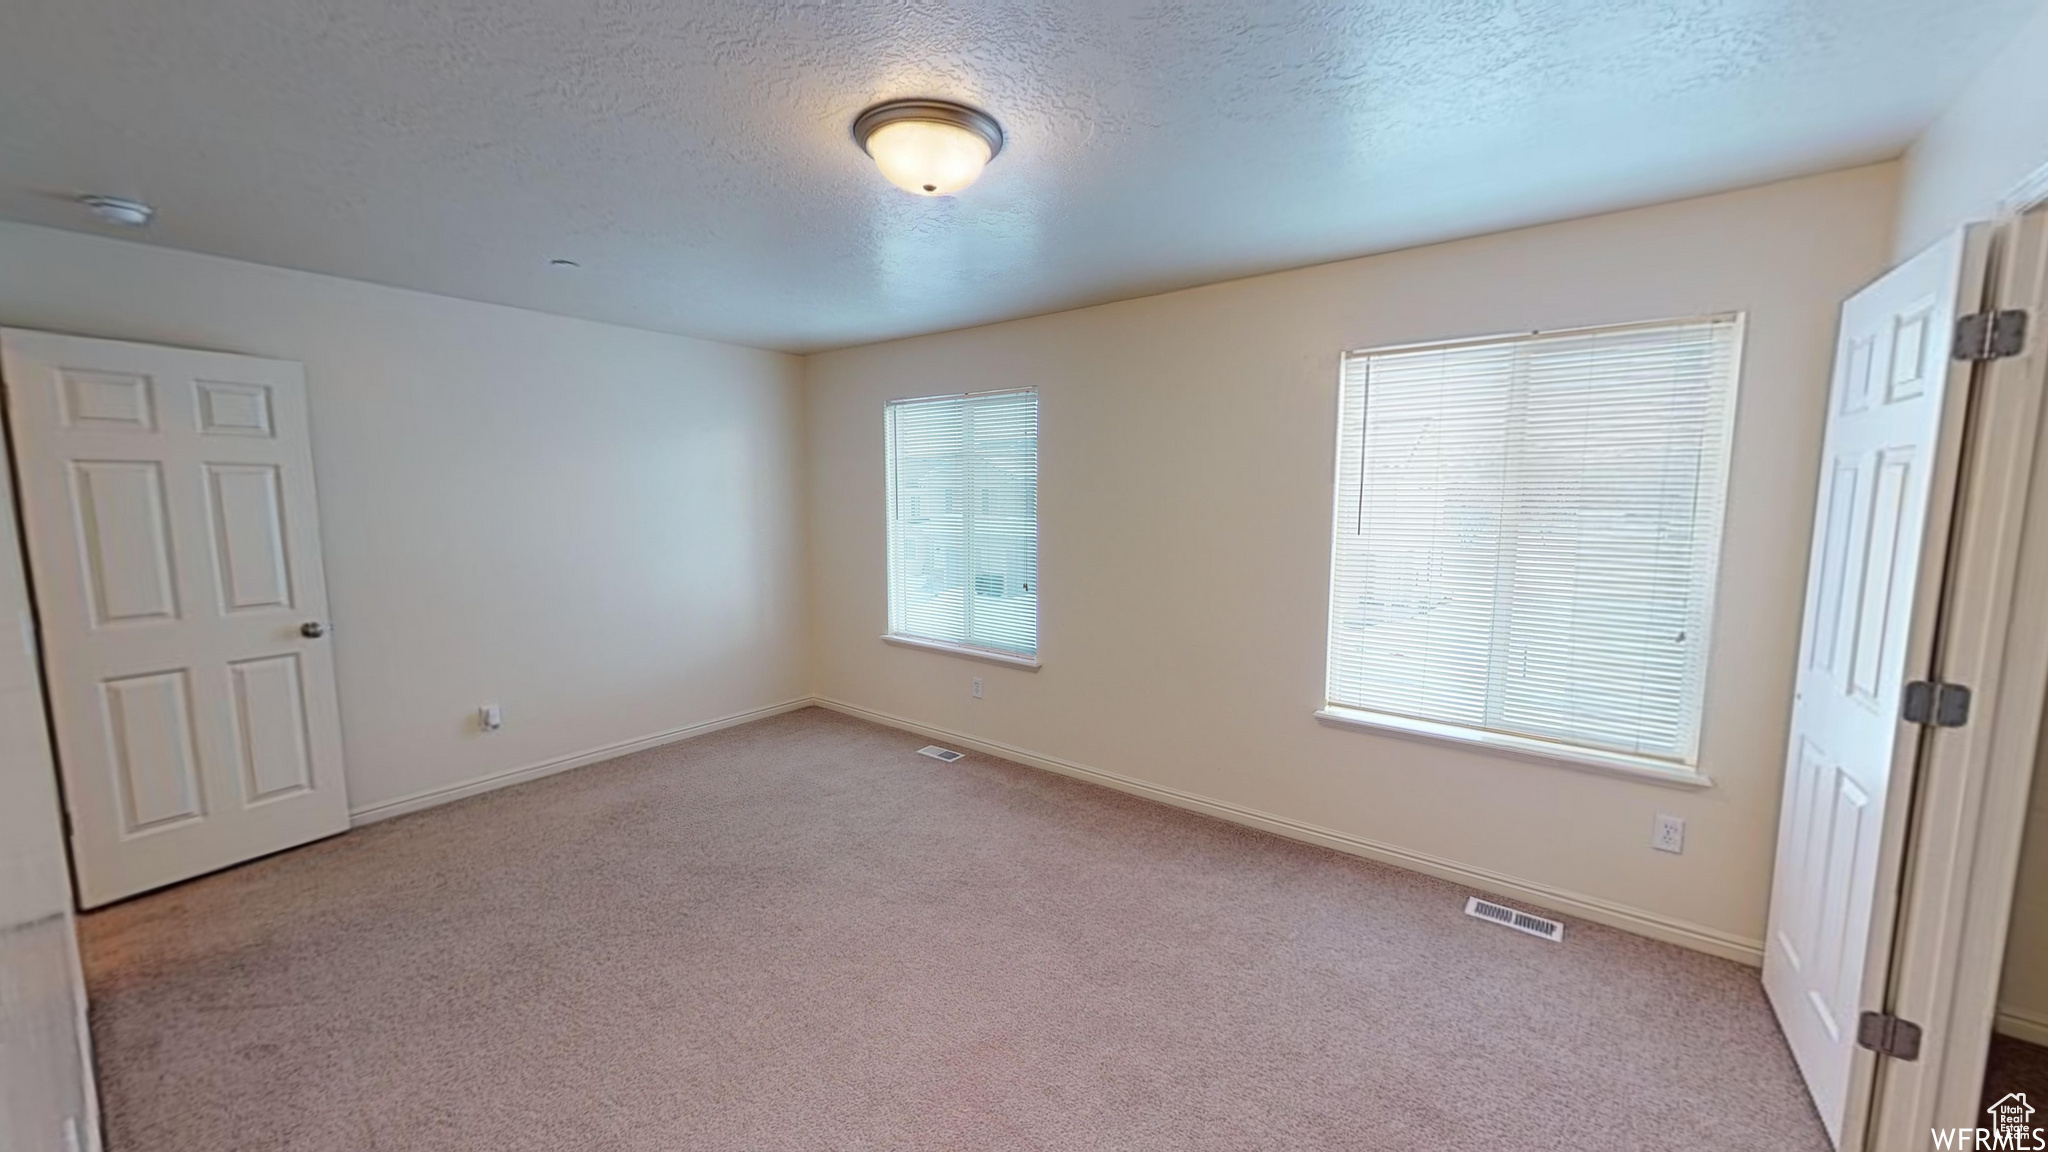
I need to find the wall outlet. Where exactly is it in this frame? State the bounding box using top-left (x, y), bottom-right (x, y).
top-left (1652, 813), bottom-right (1685, 854)
top-left (971, 677), bottom-right (983, 699)
top-left (479, 703), bottom-right (503, 732)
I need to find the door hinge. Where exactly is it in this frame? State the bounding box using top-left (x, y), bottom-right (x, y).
top-left (1902, 679), bottom-right (1972, 727)
top-left (1953, 309), bottom-right (2028, 361)
top-left (1857, 1011), bottom-right (1924, 1061)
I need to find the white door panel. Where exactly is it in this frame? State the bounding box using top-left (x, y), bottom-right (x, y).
top-left (1, 329), bottom-right (348, 907)
top-left (1762, 228), bottom-right (1987, 1146)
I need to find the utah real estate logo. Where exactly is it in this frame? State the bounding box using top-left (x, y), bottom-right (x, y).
top-left (1932, 1093), bottom-right (2045, 1149)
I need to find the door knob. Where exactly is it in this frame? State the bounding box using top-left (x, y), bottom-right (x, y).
top-left (300, 621), bottom-right (328, 639)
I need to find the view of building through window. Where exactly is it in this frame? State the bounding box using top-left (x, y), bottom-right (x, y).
top-left (1325, 316), bottom-right (1745, 764)
top-left (885, 388), bottom-right (1040, 658)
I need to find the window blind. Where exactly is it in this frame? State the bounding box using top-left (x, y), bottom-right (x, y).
top-left (886, 388), bottom-right (1039, 657)
top-left (1325, 316), bottom-right (1742, 764)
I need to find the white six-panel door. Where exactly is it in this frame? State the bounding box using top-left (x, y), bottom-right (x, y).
top-left (0, 329), bottom-right (349, 907)
top-left (1762, 228), bottom-right (1987, 1147)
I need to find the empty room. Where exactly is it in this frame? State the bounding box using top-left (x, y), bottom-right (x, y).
top-left (6, 1), bottom-right (2048, 1149)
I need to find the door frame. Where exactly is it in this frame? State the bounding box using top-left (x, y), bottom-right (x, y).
top-left (1869, 178), bottom-right (2048, 1147)
top-left (0, 345), bottom-right (104, 1151)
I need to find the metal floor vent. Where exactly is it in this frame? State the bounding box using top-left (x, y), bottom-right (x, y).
top-left (917, 745), bottom-right (965, 763)
top-left (1464, 896), bottom-right (1565, 942)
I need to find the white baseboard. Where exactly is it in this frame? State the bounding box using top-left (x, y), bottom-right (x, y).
top-left (813, 695), bottom-right (1767, 967)
top-left (1996, 1005), bottom-right (2048, 1047)
top-left (348, 697), bottom-right (814, 825)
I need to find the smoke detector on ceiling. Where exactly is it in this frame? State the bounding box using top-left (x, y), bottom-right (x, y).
top-left (78, 195), bottom-right (155, 227)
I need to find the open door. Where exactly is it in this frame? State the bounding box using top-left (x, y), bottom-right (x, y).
top-left (0, 330), bottom-right (350, 907)
top-left (1763, 225), bottom-right (1991, 1146)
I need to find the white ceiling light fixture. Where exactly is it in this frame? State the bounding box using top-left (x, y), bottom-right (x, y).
top-left (78, 195), bottom-right (155, 227)
top-left (852, 99), bottom-right (1004, 197)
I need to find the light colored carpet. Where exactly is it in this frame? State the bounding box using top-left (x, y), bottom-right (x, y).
top-left (80, 706), bottom-right (1827, 1150)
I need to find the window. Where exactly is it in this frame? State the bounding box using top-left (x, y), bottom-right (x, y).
top-left (885, 388), bottom-right (1039, 662)
top-left (1322, 315), bottom-right (1743, 769)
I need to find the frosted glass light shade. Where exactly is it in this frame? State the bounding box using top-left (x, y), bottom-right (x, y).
top-left (866, 120), bottom-right (992, 196)
top-left (852, 99), bottom-right (1005, 198)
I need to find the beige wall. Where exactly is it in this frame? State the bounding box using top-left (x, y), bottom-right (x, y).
top-left (1893, 0), bottom-right (2048, 257)
top-left (805, 163), bottom-right (1901, 956)
top-left (0, 220), bottom-right (811, 816)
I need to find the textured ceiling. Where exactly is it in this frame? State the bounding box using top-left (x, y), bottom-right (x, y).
top-left (0, 0), bottom-right (2037, 352)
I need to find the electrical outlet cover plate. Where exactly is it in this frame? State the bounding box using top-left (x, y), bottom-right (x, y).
top-left (1653, 813), bottom-right (1685, 854)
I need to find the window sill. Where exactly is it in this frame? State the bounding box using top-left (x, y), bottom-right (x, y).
top-left (1313, 706), bottom-right (1713, 790)
top-left (881, 634), bottom-right (1041, 670)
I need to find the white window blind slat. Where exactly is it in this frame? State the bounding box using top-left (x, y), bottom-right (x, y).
top-left (886, 389), bottom-right (1039, 657)
top-left (1325, 316), bottom-right (1742, 764)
